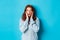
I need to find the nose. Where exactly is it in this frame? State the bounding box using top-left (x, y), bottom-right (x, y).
top-left (27, 11), bottom-right (30, 14)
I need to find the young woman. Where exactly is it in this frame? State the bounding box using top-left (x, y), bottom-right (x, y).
top-left (19, 5), bottom-right (40, 40)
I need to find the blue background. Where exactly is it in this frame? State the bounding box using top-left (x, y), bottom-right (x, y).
top-left (0, 0), bottom-right (60, 40)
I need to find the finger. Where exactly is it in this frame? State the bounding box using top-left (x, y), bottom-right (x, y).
top-left (31, 13), bottom-right (33, 17)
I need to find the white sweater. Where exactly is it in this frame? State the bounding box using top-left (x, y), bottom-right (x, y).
top-left (19, 17), bottom-right (40, 40)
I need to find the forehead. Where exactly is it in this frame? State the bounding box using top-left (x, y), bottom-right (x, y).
top-left (26, 7), bottom-right (32, 10)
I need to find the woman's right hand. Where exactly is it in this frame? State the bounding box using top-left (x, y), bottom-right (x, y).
top-left (26, 13), bottom-right (28, 19)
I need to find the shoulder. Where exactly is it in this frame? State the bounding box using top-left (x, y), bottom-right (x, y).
top-left (36, 17), bottom-right (39, 21)
top-left (35, 17), bottom-right (40, 24)
top-left (19, 18), bottom-right (24, 23)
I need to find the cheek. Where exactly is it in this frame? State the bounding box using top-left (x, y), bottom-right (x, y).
top-left (26, 11), bottom-right (29, 14)
top-left (26, 11), bottom-right (33, 15)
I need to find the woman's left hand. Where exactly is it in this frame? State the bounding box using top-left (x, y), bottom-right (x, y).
top-left (31, 12), bottom-right (33, 19)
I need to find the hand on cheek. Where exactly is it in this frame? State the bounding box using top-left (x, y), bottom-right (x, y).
top-left (31, 12), bottom-right (33, 19)
top-left (25, 12), bottom-right (28, 19)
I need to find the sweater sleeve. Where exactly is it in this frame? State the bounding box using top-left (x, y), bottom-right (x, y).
top-left (19, 18), bottom-right (28, 33)
top-left (29, 17), bottom-right (40, 33)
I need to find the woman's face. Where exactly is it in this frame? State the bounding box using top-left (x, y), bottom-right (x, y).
top-left (25, 7), bottom-right (33, 17)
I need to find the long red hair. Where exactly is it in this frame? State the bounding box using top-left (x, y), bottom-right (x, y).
top-left (22, 5), bottom-right (36, 21)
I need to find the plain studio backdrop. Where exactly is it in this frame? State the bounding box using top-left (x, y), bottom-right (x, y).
top-left (0, 0), bottom-right (60, 40)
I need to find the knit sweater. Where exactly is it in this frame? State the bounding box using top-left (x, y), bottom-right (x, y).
top-left (19, 17), bottom-right (40, 40)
